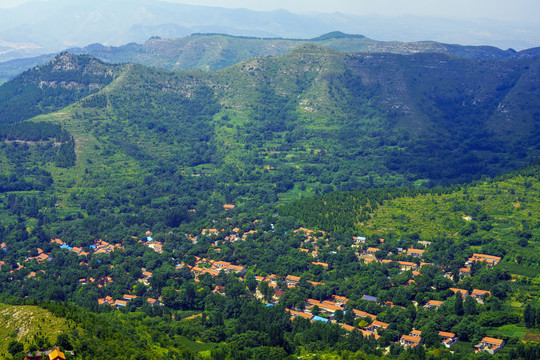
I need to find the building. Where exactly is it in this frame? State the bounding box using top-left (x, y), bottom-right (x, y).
top-left (400, 334), bottom-right (422, 348)
top-left (398, 261), bottom-right (418, 271)
top-left (450, 288), bottom-right (469, 298)
top-left (361, 295), bottom-right (378, 302)
top-left (285, 275), bottom-right (301, 286)
top-left (364, 320), bottom-right (389, 334)
top-left (407, 248), bottom-right (425, 258)
top-left (365, 247), bottom-right (381, 256)
top-left (48, 347), bottom-right (66, 360)
top-left (474, 337), bottom-right (505, 354)
top-left (466, 253), bottom-right (501, 267)
top-left (471, 289), bottom-right (491, 303)
top-left (424, 300), bottom-right (444, 310)
top-left (439, 331), bottom-right (458, 348)
top-left (352, 309), bottom-right (377, 320)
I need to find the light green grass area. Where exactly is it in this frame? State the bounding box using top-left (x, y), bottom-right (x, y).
top-left (488, 324), bottom-right (528, 339)
top-left (0, 303), bottom-right (69, 355)
top-left (174, 335), bottom-right (215, 353)
top-left (364, 174), bottom-right (540, 242)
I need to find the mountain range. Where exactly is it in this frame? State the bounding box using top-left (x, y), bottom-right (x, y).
top-left (1, 0), bottom-right (539, 64)
top-left (1, 31), bottom-right (540, 83)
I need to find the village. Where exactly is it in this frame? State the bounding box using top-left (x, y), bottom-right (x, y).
top-left (1, 216), bottom-right (508, 355)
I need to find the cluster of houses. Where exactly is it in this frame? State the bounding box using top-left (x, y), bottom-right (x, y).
top-left (50, 238), bottom-right (123, 257)
top-left (399, 329), bottom-right (458, 349)
top-left (97, 294), bottom-right (161, 308)
top-left (23, 346), bottom-right (66, 360)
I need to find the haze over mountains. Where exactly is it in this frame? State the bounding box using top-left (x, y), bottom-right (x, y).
top-left (1, 0), bottom-right (539, 63)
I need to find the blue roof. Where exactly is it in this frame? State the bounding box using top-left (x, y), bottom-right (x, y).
top-left (147, 237), bottom-right (153, 241)
top-left (362, 295), bottom-right (378, 302)
top-left (265, 303), bottom-right (274, 307)
top-left (89, 245), bottom-right (96, 249)
top-left (60, 244), bottom-right (69, 249)
top-left (312, 316), bottom-right (329, 323)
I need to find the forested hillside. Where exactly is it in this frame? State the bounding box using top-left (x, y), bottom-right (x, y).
top-left (0, 48), bottom-right (538, 233)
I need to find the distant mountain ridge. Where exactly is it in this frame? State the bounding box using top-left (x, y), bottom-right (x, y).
top-left (0, 0), bottom-right (539, 63)
top-left (1, 32), bottom-right (540, 82)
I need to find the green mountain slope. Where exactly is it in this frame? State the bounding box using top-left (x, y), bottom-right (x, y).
top-left (0, 303), bottom-right (69, 355)
top-left (0, 47), bottom-right (539, 233)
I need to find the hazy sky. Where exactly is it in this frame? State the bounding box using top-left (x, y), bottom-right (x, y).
top-left (167, 0), bottom-right (540, 22)
top-left (1, 0), bottom-right (539, 23)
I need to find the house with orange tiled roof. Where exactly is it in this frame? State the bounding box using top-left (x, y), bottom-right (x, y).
top-left (37, 253), bottom-right (51, 263)
top-left (311, 261), bottom-right (329, 268)
top-left (352, 309), bottom-right (377, 320)
top-left (48, 347), bottom-right (66, 360)
top-left (115, 300), bottom-right (128, 308)
top-left (400, 334), bottom-right (422, 348)
top-left (450, 288), bottom-right (469, 298)
top-left (50, 239), bottom-right (64, 246)
top-left (341, 323), bottom-right (356, 332)
top-left (287, 309), bottom-right (314, 321)
top-left (331, 295), bottom-right (349, 305)
top-left (439, 331), bottom-right (458, 348)
top-left (407, 248), bottom-right (425, 258)
top-left (364, 320), bottom-right (389, 334)
top-left (398, 261), bottom-right (418, 271)
top-left (201, 228), bottom-right (219, 236)
top-left (466, 253), bottom-right (501, 267)
top-left (223, 204), bottom-right (235, 210)
top-left (474, 337), bottom-right (504, 354)
top-left (424, 300), bottom-right (444, 310)
top-left (285, 275), bottom-right (301, 286)
top-left (147, 298), bottom-right (159, 306)
top-left (365, 247), bottom-right (381, 256)
top-left (471, 289), bottom-right (491, 303)
top-left (459, 267), bottom-right (471, 276)
top-left (123, 294), bottom-right (137, 301)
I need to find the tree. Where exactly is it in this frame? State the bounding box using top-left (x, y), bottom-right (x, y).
top-left (56, 333), bottom-right (73, 350)
top-left (334, 309), bottom-right (344, 323)
top-left (344, 308), bottom-right (355, 325)
top-left (454, 293), bottom-right (463, 316)
top-left (524, 304), bottom-right (536, 329)
top-left (420, 321), bottom-right (441, 348)
top-left (245, 274), bottom-right (258, 293)
top-left (464, 296), bottom-right (477, 316)
top-left (8, 340), bottom-right (23, 356)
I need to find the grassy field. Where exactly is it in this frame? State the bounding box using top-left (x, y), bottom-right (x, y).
top-left (0, 303), bottom-right (69, 356)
